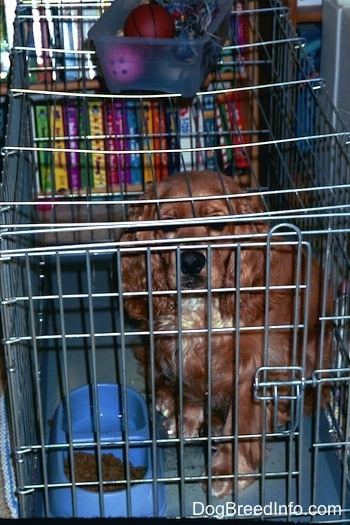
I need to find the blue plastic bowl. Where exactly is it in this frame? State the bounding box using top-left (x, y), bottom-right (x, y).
top-left (48, 383), bottom-right (167, 517)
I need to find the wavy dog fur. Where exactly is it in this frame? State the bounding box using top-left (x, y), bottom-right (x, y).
top-left (120, 170), bottom-right (332, 498)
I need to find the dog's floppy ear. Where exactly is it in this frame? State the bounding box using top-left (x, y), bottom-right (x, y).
top-left (120, 184), bottom-right (172, 323)
top-left (126, 183), bottom-right (157, 224)
top-left (220, 181), bottom-right (269, 323)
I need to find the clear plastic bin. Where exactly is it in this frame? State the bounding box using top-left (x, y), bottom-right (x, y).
top-left (88, 0), bottom-right (232, 96)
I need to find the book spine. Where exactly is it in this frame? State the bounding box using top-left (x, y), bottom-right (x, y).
top-left (104, 100), bottom-right (119, 188)
top-left (77, 101), bottom-right (89, 192)
top-left (60, 7), bottom-right (80, 81)
top-left (125, 100), bottom-right (142, 185)
top-left (216, 94), bottom-right (234, 171)
top-left (159, 102), bottom-right (169, 180)
top-left (81, 5), bottom-right (101, 79)
top-left (87, 99), bottom-right (107, 189)
top-left (113, 100), bottom-right (128, 184)
top-left (219, 30), bottom-right (234, 75)
top-left (44, 5), bottom-right (59, 80)
top-left (141, 101), bottom-right (155, 183)
top-left (47, 5), bottom-right (64, 81)
top-left (65, 101), bottom-right (81, 191)
top-left (31, 6), bottom-right (52, 83)
top-left (165, 104), bottom-right (180, 175)
top-left (179, 102), bottom-right (193, 172)
top-left (233, 1), bottom-right (247, 73)
top-left (34, 103), bottom-right (52, 194)
top-left (216, 98), bottom-right (227, 171)
top-left (25, 9), bottom-right (41, 84)
top-left (230, 93), bottom-right (249, 170)
top-left (123, 103), bottom-right (132, 184)
top-left (49, 103), bottom-right (69, 193)
top-left (191, 100), bottom-right (205, 171)
top-left (152, 101), bottom-right (161, 181)
top-left (152, 101), bottom-right (168, 181)
top-left (202, 94), bottom-right (216, 171)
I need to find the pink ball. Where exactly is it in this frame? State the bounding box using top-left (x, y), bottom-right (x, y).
top-left (105, 45), bottom-right (144, 83)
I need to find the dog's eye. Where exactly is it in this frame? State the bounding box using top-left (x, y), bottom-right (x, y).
top-left (159, 223), bottom-right (177, 236)
top-left (161, 225), bottom-right (177, 232)
top-left (209, 222), bottom-right (226, 233)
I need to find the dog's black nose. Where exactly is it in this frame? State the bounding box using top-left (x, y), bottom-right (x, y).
top-left (181, 251), bottom-right (206, 276)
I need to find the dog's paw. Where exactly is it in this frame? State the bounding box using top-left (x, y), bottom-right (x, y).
top-left (211, 476), bottom-right (234, 499)
top-left (201, 446), bottom-right (256, 498)
top-left (210, 473), bottom-right (253, 499)
top-left (155, 388), bottom-right (175, 418)
top-left (163, 415), bottom-right (201, 438)
top-left (162, 416), bottom-right (178, 436)
top-left (200, 456), bottom-right (234, 498)
top-left (201, 467), bottom-right (253, 499)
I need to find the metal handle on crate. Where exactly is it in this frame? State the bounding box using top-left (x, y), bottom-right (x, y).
top-left (254, 365), bottom-right (306, 434)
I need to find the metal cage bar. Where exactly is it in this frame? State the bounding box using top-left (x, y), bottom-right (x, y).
top-left (1, 0), bottom-right (350, 520)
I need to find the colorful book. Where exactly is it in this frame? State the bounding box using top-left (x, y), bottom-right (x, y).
top-left (23, 6), bottom-right (43, 85)
top-left (65, 101), bottom-right (81, 191)
top-left (232, 1), bottom-right (248, 73)
top-left (125, 100), bottom-right (142, 185)
top-left (216, 93), bottom-right (234, 171)
top-left (44, 4), bottom-right (62, 82)
top-left (34, 103), bottom-right (52, 193)
top-left (202, 93), bottom-right (216, 171)
top-left (87, 99), bottom-right (107, 189)
top-left (49, 103), bottom-right (69, 193)
top-left (104, 100), bottom-right (120, 188)
top-left (179, 102), bottom-right (193, 172)
top-left (190, 99), bottom-right (205, 171)
top-left (113, 100), bottom-right (128, 184)
top-left (60, 7), bottom-right (80, 81)
top-left (77, 100), bottom-right (89, 192)
top-left (81, 5), bottom-right (101, 80)
top-left (31, 5), bottom-right (52, 83)
top-left (140, 101), bottom-right (155, 183)
top-left (229, 93), bottom-right (249, 170)
top-left (219, 33), bottom-right (234, 75)
top-left (165, 103), bottom-right (180, 175)
top-left (152, 101), bottom-right (168, 181)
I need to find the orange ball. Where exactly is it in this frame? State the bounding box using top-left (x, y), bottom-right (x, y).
top-left (124, 4), bottom-right (175, 39)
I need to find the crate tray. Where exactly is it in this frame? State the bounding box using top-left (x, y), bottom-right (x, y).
top-left (37, 253), bottom-right (350, 520)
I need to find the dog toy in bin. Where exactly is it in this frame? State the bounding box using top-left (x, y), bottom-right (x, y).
top-left (88, 0), bottom-right (232, 96)
top-left (151, 0), bottom-right (219, 39)
top-left (119, 0), bottom-right (220, 40)
top-left (124, 3), bottom-right (176, 38)
top-left (104, 45), bottom-right (145, 83)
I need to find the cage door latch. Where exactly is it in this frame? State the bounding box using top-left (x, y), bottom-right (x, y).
top-left (253, 366), bottom-right (305, 434)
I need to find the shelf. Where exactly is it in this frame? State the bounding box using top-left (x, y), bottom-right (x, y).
top-left (285, 1), bottom-right (323, 27)
top-left (1, 70), bottom-right (248, 97)
top-left (297, 4), bottom-right (323, 23)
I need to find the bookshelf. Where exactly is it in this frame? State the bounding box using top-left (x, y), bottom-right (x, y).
top-left (2, 1), bottom-right (257, 200)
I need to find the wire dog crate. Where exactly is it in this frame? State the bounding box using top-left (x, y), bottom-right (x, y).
top-left (1, 0), bottom-right (350, 520)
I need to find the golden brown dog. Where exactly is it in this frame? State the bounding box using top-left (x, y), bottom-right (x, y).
top-left (120, 170), bottom-right (331, 498)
